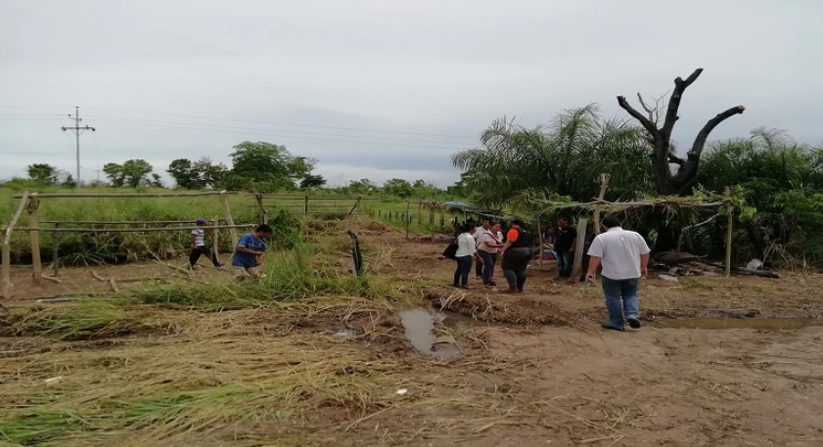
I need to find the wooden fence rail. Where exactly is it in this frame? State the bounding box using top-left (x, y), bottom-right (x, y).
top-left (11, 191), bottom-right (238, 199)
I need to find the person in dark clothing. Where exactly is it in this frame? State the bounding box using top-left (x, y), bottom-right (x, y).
top-left (498, 219), bottom-right (533, 293)
top-left (555, 217), bottom-right (577, 279)
top-left (474, 220), bottom-right (491, 279)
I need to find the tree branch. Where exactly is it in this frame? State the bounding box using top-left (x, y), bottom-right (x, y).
top-left (675, 104), bottom-right (746, 186)
top-left (617, 95), bottom-right (660, 138)
top-left (637, 92), bottom-right (656, 123)
top-left (661, 68), bottom-right (704, 138)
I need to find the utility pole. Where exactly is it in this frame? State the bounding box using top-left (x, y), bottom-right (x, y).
top-left (61, 106), bottom-right (95, 187)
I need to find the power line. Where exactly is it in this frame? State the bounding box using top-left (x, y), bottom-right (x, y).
top-left (61, 106), bottom-right (96, 187)
top-left (85, 114), bottom-right (469, 146)
top-left (87, 106), bottom-right (477, 140)
top-left (85, 116), bottom-right (468, 152)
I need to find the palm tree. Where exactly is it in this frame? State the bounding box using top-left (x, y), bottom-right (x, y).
top-left (451, 104), bottom-right (652, 213)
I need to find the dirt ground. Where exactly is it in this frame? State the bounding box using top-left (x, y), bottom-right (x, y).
top-left (2, 222), bottom-right (823, 446)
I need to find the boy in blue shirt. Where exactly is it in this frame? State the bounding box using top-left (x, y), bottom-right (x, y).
top-left (231, 224), bottom-right (273, 279)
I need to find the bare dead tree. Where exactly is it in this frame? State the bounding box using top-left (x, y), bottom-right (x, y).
top-left (617, 68), bottom-right (745, 195)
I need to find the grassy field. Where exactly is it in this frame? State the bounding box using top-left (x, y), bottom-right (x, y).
top-left (2, 215), bottom-right (823, 446)
top-left (0, 187), bottom-right (444, 266)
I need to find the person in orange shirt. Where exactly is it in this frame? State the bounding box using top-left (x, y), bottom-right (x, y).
top-left (498, 219), bottom-right (534, 293)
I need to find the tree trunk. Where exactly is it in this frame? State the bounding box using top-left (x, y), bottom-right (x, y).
top-left (618, 69), bottom-right (745, 255)
top-left (617, 69), bottom-right (745, 195)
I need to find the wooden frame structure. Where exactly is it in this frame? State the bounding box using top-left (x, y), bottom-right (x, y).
top-left (1, 191), bottom-right (250, 299)
top-left (533, 187), bottom-right (739, 277)
top-left (254, 194), bottom-right (377, 222)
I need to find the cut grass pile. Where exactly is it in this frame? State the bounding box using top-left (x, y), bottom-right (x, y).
top-left (0, 326), bottom-right (407, 447)
top-left (0, 299), bottom-right (145, 340)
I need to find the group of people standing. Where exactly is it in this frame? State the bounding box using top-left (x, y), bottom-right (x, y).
top-left (450, 218), bottom-right (534, 293)
top-left (449, 215), bottom-right (651, 332)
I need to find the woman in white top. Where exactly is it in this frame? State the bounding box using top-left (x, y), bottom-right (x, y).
top-left (453, 222), bottom-right (480, 288)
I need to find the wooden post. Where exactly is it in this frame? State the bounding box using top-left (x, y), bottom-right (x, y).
top-left (592, 174), bottom-right (612, 235)
top-left (219, 191), bottom-right (238, 248)
top-left (2, 192), bottom-right (29, 299)
top-left (725, 189), bottom-right (733, 277)
top-left (570, 218), bottom-right (588, 282)
top-left (304, 195), bottom-right (309, 215)
top-left (537, 218), bottom-right (543, 271)
top-left (418, 203), bottom-right (422, 224)
top-left (52, 222), bottom-right (60, 276)
top-left (429, 206), bottom-right (435, 240)
top-left (405, 201), bottom-right (411, 240)
top-left (255, 193), bottom-right (266, 224)
top-left (211, 216), bottom-right (220, 258)
top-left (28, 194), bottom-right (42, 284)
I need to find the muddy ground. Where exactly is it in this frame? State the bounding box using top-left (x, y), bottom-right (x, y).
top-left (2, 222), bottom-right (823, 446)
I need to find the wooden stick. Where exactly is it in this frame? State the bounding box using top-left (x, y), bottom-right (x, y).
top-left (592, 174), bottom-right (612, 235)
top-left (212, 215), bottom-right (220, 258)
top-left (349, 196), bottom-right (362, 215)
top-left (405, 201), bottom-right (411, 240)
top-left (12, 191), bottom-right (236, 199)
top-left (39, 219), bottom-right (218, 225)
top-left (51, 222), bottom-right (60, 276)
top-left (2, 192), bottom-right (30, 299)
top-left (91, 270), bottom-right (108, 282)
top-left (219, 191), bottom-right (239, 248)
top-left (303, 195), bottom-right (309, 215)
top-left (41, 274), bottom-right (62, 284)
top-left (28, 194), bottom-right (42, 285)
top-left (570, 218), bottom-right (588, 282)
top-left (109, 277), bottom-right (120, 293)
top-left (258, 194), bottom-right (377, 200)
top-left (15, 224), bottom-right (253, 233)
top-left (157, 261), bottom-right (193, 277)
top-left (725, 188), bottom-right (733, 277)
top-left (255, 193), bottom-right (265, 224)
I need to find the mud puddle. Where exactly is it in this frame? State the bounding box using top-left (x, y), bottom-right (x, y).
top-left (653, 318), bottom-right (823, 330)
top-left (399, 308), bottom-right (461, 358)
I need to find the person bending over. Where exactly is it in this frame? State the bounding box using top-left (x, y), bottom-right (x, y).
top-left (231, 224), bottom-right (273, 279)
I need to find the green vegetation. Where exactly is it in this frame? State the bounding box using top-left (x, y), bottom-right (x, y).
top-left (453, 105), bottom-right (823, 266)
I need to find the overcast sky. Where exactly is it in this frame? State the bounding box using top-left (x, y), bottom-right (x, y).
top-left (1, 0), bottom-right (820, 187)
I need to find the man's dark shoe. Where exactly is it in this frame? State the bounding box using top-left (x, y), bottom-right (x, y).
top-left (601, 323), bottom-right (625, 331)
top-left (627, 318), bottom-right (641, 329)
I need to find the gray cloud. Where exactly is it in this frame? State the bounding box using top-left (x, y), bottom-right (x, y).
top-left (1, 0), bottom-right (820, 186)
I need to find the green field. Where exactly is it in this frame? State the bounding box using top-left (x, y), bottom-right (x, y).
top-left (0, 188), bottom-right (453, 265)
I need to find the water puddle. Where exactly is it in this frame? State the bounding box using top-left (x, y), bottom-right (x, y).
top-left (653, 318), bottom-right (823, 330)
top-left (399, 308), bottom-right (461, 358)
top-left (327, 329), bottom-right (358, 339)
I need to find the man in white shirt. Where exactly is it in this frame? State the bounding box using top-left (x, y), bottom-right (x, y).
top-left (585, 216), bottom-right (650, 331)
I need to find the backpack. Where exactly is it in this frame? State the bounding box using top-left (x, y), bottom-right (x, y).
top-left (442, 236), bottom-right (459, 260)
